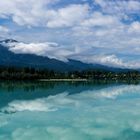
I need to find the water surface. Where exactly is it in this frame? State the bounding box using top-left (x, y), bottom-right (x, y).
top-left (1, 81), bottom-right (140, 140)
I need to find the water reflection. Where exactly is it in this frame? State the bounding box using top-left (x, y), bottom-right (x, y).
top-left (0, 80), bottom-right (140, 108)
top-left (0, 80), bottom-right (139, 92)
top-left (1, 81), bottom-right (140, 140)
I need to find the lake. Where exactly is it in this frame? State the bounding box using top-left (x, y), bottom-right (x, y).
top-left (1, 81), bottom-right (140, 140)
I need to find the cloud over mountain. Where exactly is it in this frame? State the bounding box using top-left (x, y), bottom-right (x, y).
top-left (0, 0), bottom-right (140, 68)
top-left (1, 39), bottom-right (140, 69)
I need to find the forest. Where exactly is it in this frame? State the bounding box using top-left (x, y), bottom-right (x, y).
top-left (0, 66), bottom-right (140, 80)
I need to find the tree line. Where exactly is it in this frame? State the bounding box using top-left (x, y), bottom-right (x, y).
top-left (0, 66), bottom-right (140, 80)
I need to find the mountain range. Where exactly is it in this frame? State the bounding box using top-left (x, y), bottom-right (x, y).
top-left (0, 39), bottom-right (131, 72)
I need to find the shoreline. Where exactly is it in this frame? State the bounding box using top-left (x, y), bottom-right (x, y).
top-left (39, 79), bottom-right (88, 82)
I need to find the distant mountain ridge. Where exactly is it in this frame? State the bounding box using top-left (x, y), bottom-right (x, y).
top-left (0, 39), bottom-right (132, 72)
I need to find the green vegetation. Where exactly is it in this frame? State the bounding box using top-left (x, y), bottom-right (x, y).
top-left (0, 66), bottom-right (140, 80)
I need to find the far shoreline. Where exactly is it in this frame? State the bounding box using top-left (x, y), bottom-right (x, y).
top-left (39, 79), bottom-right (88, 82)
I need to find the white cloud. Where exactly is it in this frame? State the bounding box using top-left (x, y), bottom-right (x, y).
top-left (0, 0), bottom-right (89, 28)
top-left (8, 42), bottom-right (59, 55)
top-left (6, 42), bottom-right (74, 62)
top-left (81, 12), bottom-right (119, 27)
top-left (47, 4), bottom-right (89, 28)
top-left (128, 22), bottom-right (140, 33)
top-left (0, 26), bottom-right (9, 38)
top-left (94, 0), bottom-right (140, 15)
top-left (0, 1), bottom-right (120, 29)
top-left (0, 26), bottom-right (9, 33)
top-left (72, 54), bottom-right (126, 68)
top-left (0, 0), bottom-right (59, 27)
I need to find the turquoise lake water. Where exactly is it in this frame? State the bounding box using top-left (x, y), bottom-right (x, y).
top-left (1, 81), bottom-right (140, 140)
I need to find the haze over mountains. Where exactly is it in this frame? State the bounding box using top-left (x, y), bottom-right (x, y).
top-left (0, 39), bottom-right (132, 72)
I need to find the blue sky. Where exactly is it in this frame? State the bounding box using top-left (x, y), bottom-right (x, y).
top-left (0, 0), bottom-right (140, 68)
